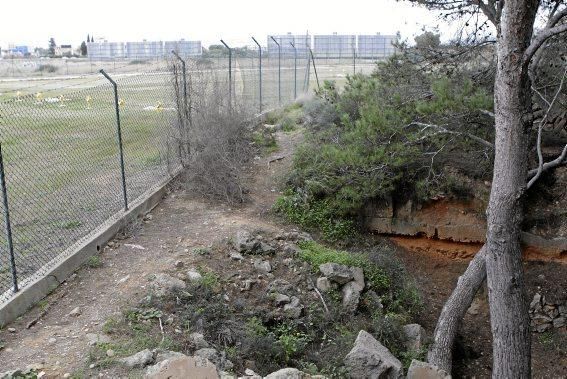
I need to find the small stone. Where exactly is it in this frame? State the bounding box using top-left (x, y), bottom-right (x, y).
top-left (174, 260), bottom-right (184, 268)
top-left (7, 327), bottom-right (16, 333)
top-left (241, 279), bottom-right (256, 292)
top-left (319, 263), bottom-right (353, 284)
top-left (344, 330), bottom-right (403, 379)
top-left (403, 324), bottom-right (428, 351)
top-left (106, 349), bottom-right (115, 357)
top-left (186, 269), bottom-right (203, 282)
top-left (119, 349), bottom-right (155, 368)
top-left (553, 317), bottom-right (565, 328)
top-left (407, 360), bottom-right (451, 379)
top-left (351, 267), bottom-right (365, 291)
top-left (283, 243), bottom-right (300, 256)
top-left (89, 364), bottom-right (95, 369)
top-left (151, 273), bottom-right (187, 297)
top-left (283, 296), bottom-right (303, 319)
top-left (48, 337), bottom-right (57, 345)
top-left (316, 277), bottom-right (333, 292)
top-left (63, 374), bottom-right (71, 378)
top-left (230, 252), bottom-right (244, 261)
top-left (274, 293), bottom-right (291, 306)
top-left (254, 259), bottom-right (272, 273)
top-left (342, 281), bottom-right (362, 313)
top-left (68, 307), bottom-right (82, 317)
top-left (189, 332), bottom-right (210, 349)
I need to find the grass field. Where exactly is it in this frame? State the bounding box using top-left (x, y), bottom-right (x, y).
top-left (0, 56), bottom-right (378, 300)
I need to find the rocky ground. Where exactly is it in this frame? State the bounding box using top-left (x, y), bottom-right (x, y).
top-left (0, 128), bottom-right (565, 378)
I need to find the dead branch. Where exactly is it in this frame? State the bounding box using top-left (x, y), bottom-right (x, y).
top-left (409, 121), bottom-right (494, 149)
top-left (527, 66), bottom-right (567, 189)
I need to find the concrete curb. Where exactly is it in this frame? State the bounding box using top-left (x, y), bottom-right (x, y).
top-left (0, 171), bottom-right (180, 327)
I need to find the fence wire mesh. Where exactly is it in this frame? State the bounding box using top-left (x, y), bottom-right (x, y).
top-left (0, 43), bottom-right (381, 304)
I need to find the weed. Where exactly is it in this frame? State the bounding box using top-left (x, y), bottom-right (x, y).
top-left (192, 247), bottom-right (211, 256)
top-left (85, 255), bottom-right (102, 268)
top-left (273, 192), bottom-right (357, 243)
top-left (399, 347), bottom-right (427, 370)
top-left (60, 220), bottom-right (82, 230)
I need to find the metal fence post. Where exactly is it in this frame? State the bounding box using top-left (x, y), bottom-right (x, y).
top-left (309, 49), bottom-right (320, 91)
top-left (220, 40), bottom-right (232, 111)
top-left (171, 50), bottom-right (188, 119)
top-left (353, 46), bottom-right (356, 75)
top-left (290, 42), bottom-right (297, 100)
top-left (100, 69), bottom-right (128, 211)
top-left (251, 37), bottom-right (262, 113)
top-left (0, 143), bottom-right (18, 293)
top-left (270, 36), bottom-right (281, 106)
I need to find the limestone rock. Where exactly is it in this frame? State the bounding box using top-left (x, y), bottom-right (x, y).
top-left (406, 360), bottom-right (451, 379)
top-left (189, 332), bottom-right (210, 349)
top-left (342, 281), bottom-right (362, 313)
top-left (319, 263), bottom-right (353, 284)
top-left (120, 349), bottom-right (155, 368)
top-left (274, 293), bottom-right (291, 306)
top-left (283, 296), bottom-right (303, 319)
top-left (254, 259), bottom-right (272, 273)
top-left (402, 324), bottom-right (428, 351)
top-left (316, 277), bottom-right (333, 292)
top-left (186, 269), bottom-right (203, 282)
top-left (151, 274), bottom-right (187, 297)
top-left (351, 267), bottom-right (365, 291)
top-left (344, 330), bottom-right (403, 379)
top-left (145, 355), bottom-right (219, 379)
top-left (267, 279), bottom-right (293, 295)
top-left (194, 348), bottom-right (233, 371)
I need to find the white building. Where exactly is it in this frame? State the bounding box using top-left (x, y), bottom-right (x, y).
top-left (357, 34), bottom-right (397, 58)
top-left (313, 34), bottom-right (356, 58)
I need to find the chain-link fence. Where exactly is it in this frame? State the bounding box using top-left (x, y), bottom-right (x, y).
top-left (0, 41), bottom-right (380, 305)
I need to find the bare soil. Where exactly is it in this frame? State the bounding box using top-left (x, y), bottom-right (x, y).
top-left (0, 128), bottom-right (565, 378)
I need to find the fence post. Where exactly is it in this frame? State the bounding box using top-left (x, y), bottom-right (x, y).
top-left (100, 69), bottom-right (128, 211)
top-left (309, 49), bottom-right (320, 91)
top-left (353, 46), bottom-right (356, 75)
top-left (0, 143), bottom-right (18, 293)
top-left (171, 50), bottom-right (188, 119)
top-left (290, 42), bottom-right (297, 100)
top-left (220, 40), bottom-right (232, 111)
top-left (270, 36), bottom-right (281, 106)
top-left (251, 37), bottom-right (262, 113)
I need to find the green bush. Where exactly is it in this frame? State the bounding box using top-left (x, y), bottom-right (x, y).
top-left (278, 55), bottom-right (494, 240)
top-left (273, 190), bottom-right (357, 243)
top-left (37, 64), bottom-right (58, 73)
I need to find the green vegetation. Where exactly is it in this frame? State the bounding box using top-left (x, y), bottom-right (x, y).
top-left (298, 241), bottom-right (389, 291)
top-left (85, 255), bottom-right (102, 268)
top-left (274, 55), bottom-right (494, 242)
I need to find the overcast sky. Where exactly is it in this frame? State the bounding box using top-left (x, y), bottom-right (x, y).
top-left (1, 0), bottom-right (444, 49)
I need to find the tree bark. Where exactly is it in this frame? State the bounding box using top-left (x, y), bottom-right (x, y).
top-left (428, 246), bottom-right (487, 373)
top-left (484, 1), bottom-right (538, 377)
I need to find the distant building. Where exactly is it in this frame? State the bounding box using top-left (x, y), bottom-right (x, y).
top-left (267, 33), bottom-right (310, 56)
top-left (164, 40), bottom-right (202, 57)
top-left (4, 45), bottom-right (30, 57)
top-left (87, 39), bottom-right (202, 59)
top-left (313, 34), bottom-right (356, 58)
top-left (357, 34), bottom-right (397, 58)
top-left (56, 44), bottom-right (73, 56)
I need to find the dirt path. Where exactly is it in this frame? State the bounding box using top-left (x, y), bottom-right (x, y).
top-left (0, 129), bottom-right (303, 376)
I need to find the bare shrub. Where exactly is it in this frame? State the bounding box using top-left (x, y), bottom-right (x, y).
top-left (170, 59), bottom-right (254, 204)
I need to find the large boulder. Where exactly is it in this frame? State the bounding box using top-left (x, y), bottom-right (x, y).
top-left (406, 360), bottom-right (451, 379)
top-left (145, 355), bottom-right (219, 379)
top-left (319, 263), bottom-right (353, 284)
top-left (194, 348), bottom-right (233, 371)
top-left (344, 330), bottom-right (403, 379)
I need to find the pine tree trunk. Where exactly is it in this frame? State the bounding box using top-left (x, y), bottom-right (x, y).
top-left (485, 1), bottom-right (538, 377)
top-left (428, 246), bottom-right (487, 373)
top-left (427, 2), bottom-right (539, 376)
